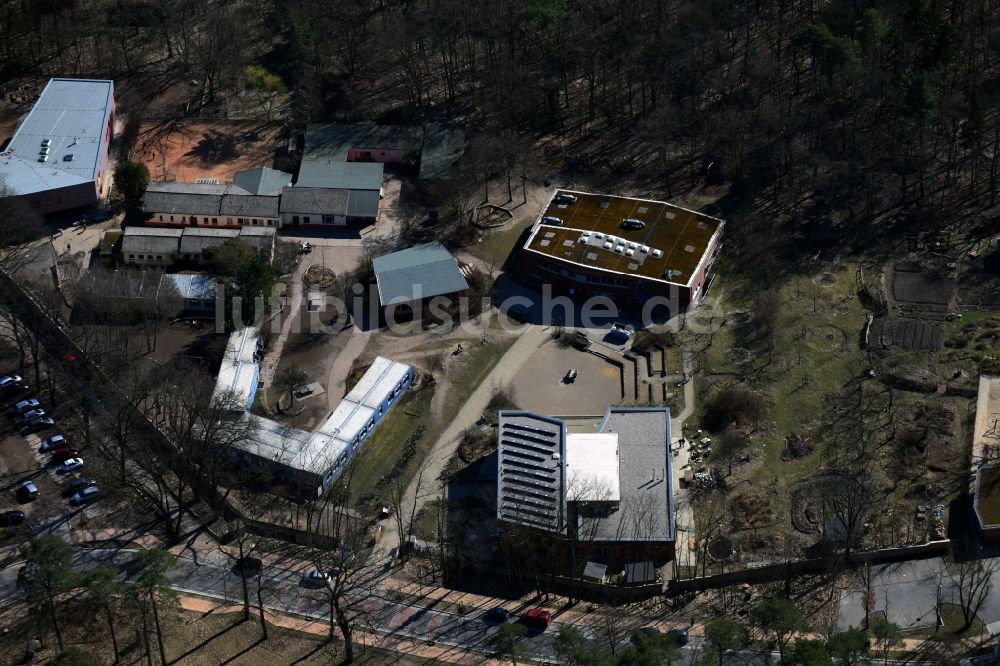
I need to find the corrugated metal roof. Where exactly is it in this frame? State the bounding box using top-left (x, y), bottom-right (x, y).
top-left (372, 241), bottom-right (468, 305)
top-left (214, 326), bottom-right (261, 408)
top-left (220, 194), bottom-right (280, 218)
top-left (0, 78), bottom-right (114, 196)
top-left (121, 226), bottom-right (183, 254)
top-left (296, 160), bottom-right (383, 190)
top-left (279, 185), bottom-right (348, 215)
top-left (346, 189), bottom-right (380, 218)
top-left (233, 167), bottom-right (292, 195)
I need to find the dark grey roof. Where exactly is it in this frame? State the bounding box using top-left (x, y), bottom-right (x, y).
top-left (497, 411), bottom-right (567, 533)
top-left (496, 407), bottom-right (674, 543)
top-left (346, 189), bottom-right (380, 218)
top-left (221, 194), bottom-right (280, 218)
top-left (142, 182), bottom-right (227, 216)
top-left (592, 408), bottom-right (673, 542)
top-left (279, 186), bottom-right (348, 215)
top-left (296, 160), bottom-right (383, 190)
top-left (419, 123), bottom-right (466, 179)
top-left (372, 241), bottom-right (468, 305)
top-left (233, 168), bottom-right (292, 195)
top-left (0, 79), bottom-right (114, 196)
top-left (179, 228), bottom-right (240, 254)
top-left (121, 227), bottom-right (183, 255)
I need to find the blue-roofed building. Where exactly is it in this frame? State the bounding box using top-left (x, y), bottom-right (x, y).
top-left (373, 241), bottom-right (469, 318)
top-left (160, 273), bottom-right (217, 315)
top-left (0, 79), bottom-right (115, 215)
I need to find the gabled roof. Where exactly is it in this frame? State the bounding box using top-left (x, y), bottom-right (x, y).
top-left (121, 226), bottom-right (183, 255)
top-left (233, 168), bottom-right (292, 195)
top-left (372, 241), bottom-right (469, 305)
top-left (278, 186), bottom-right (348, 216)
top-left (0, 78), bottom-right (114, 196)
top-left (296, 160), bottom-right (383, 190)
top-left (220, 194), bottom-right (280, 218)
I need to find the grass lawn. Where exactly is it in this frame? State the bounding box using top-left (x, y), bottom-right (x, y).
top-left (905, 603), bottom-right (986, 642)
top-left (689, 263), bottom-right (866, 525)
top-left (943, 310), bottom-right (999, 338)
top-left (463, 217), bottom-right (532, 269)
top-left (349, 336), bottom-right (514, 503)
top-left (349, 384), bottom-right (435, 502)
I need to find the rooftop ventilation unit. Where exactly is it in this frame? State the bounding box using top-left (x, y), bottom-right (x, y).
top-left (628, 242), bottom-right (637, 250)
top-left (594, 232), bottom-right (604, 239)
top-left (39, 147), bottom-right (49, 155)
top-left (38, 155), bottom-right (48, 162)
top-left (195, 178), bottom-right (219, 185)
top-left (626, 249), bottom-right (635, 256)
top-left (62, 154), bottom-right (73, 162)
top-left (640, 245), bottom-right (650, 253)
top-left (603, 242), bottom-right (612, 250)
top-left (652, 249), bottom-right (663, 258)
top-left (684, 244), bottom-right (696, 253)
top-left (577, 236), bottom-right (587, 244)
top-left (614, 245), bottom-right (624, 253)
top-left (40, 139), bottom-right (51, 147)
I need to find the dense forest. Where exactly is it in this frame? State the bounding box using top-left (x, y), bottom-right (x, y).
top-left (4, 0), bottom-right (999, 268)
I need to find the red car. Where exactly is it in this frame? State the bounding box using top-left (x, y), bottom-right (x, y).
top-left (50, 448), bottom-right (80, 464)
top-left (519, 608), bottom-right (552, 630)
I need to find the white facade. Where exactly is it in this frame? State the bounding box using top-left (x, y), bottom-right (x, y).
top-left (214, 327), bottom-right (262, 410)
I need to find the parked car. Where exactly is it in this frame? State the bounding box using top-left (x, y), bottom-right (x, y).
top-left (666, 628), bottom-right (689, 647)
top-left (607, 322), bottom-right (635, 342)
top-left (621, 218), bottom-right (646, 230)
top-left (554, 193), bottom-right (577, 204)
top-left (234, 556), bottom-right (263, 576)
top-left (0, 375), bottom-right (27, 393)
top-left (20, 408), bottom-right (46, 422)
top-left (0, 510), bottom-right (25, 527)
top-left (50, 448), bottom-right (80, 464)
top-left (541, 216), bottom-right (563, 226)
top-left (70, 485), bottom-right (101, 505)
top-left (19, 480), bottom-right (39, 500)
top-left (59, 457), bottom-right (84, 473)
top-left (12, 398), bottom-right (40, 415)
top-left (519, 608), bottom-right (552, 630)
top-left (300, 570), bottom-right (331, 586)
top-left (67, 477), bottom-right (95, 492)
top-left (483, 607), bottom-right (511, 623)
top-left (24, 416), bottom-right (54, 433)
top-left (40, 434), bottom-right (68, 453)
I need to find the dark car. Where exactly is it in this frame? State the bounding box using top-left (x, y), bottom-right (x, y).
top-left (541, 216), bottom-right (563, 226)
top-left (300, 570), bottom-right (331, 587)
top-left (554, 193), bottom-right (577, 204)
top-left (50, 448), bottom-right (80, 464)
top-left (12, 398), bottom-right (39, 415)
top-left (234, 556), bottom-right (263, 576)
top-left (70, 485), bottom-right (101, 505)
top-left (621, 218), bottom-right (646, 230)
top-left (40, 434), bottom-right (67, 453)
top-left (519, 608), bottom-right (552, 630)
top-left (483, 607), bottom-right (511, 623)
top-left (666, 628), bottom-right (689, 647)
top-left (19, 480), bottom-right (39, 500)
top-left (0, 510), bottom-right (25, 527)
top-left (68, 476), bottom-right (95, 492)
top-left (25, 416), bottom-right (55, 433)
top-left (20, 408), bottom-right (46, 422)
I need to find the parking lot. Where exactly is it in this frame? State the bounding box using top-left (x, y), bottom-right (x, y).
top-left (0, 370), bottom-right (105, 545)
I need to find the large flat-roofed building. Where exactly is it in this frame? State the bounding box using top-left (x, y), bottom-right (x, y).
top-left (0, 78), bottom-right (115, 215)
top-left (497, 407), bottom-right (675, 563)
top-left (522, 190), bottom-right (724, 307)
top-left (213, 328), bottom-right (414, 494)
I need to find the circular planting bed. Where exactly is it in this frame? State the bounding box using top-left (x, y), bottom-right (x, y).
top-left (813, 272), bottom-right (838, 287)
top-left (789, 469), bottom-right (860, 535)
top-left (304, 265), bottom-right (336, 289)
top-left (726, 310), bottom-right (751, 326)
top-left (707, 534), bottom-right (738, 562)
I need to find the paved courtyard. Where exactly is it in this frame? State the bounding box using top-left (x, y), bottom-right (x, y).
top-left (510, 342), bottom-right (623, 416)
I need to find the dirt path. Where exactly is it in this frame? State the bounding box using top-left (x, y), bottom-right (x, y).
top-left (260, 260), bottom-right (307, 388)
top-left (376, 324), bottom-right (551, 558)
top-left (326, 325), bottom-right (374, 410)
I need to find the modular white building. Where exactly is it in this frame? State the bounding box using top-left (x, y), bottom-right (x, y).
top-left (213, 327), bottom-right (413, 494)
top-left (214, 327), bottom-right (263, 410)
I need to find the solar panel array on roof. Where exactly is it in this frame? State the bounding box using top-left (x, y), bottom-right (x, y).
top-left (498, 412), bottom-right (565, 533)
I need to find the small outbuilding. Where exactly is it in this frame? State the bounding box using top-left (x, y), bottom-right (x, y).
top-left (372, 241), bottom-right (469, 319)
